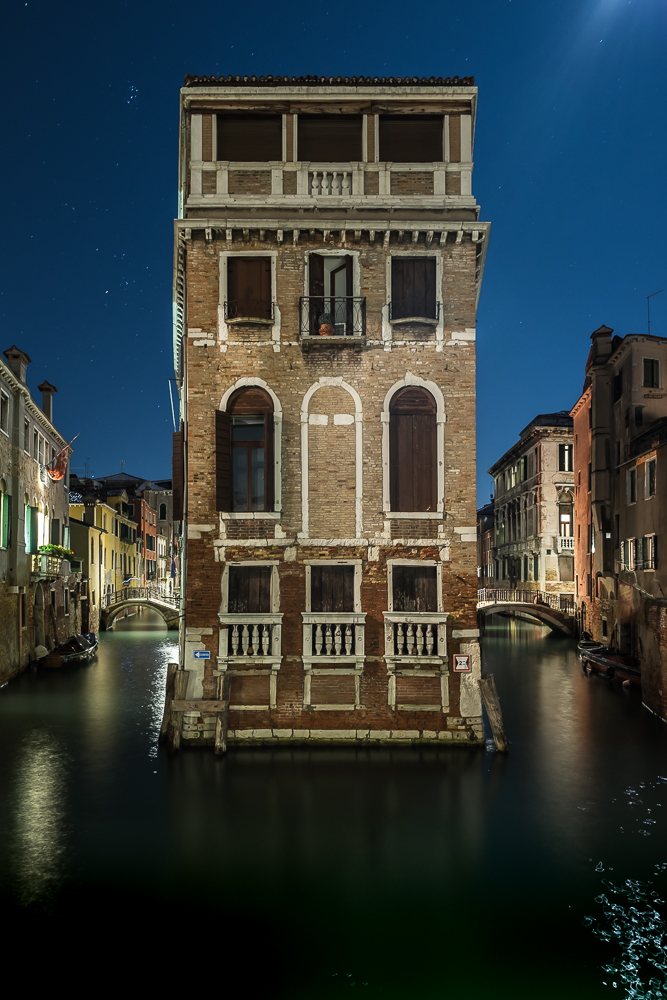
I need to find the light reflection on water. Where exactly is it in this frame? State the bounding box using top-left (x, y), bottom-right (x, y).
top-left (0, 612), bottom-right (665, 998)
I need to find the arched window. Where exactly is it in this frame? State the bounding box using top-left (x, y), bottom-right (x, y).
top-left (389, 387), bottom-right (437, 512)
top-left (558, 491), bottom-right (574, 537)
top-left (159, 503), bottom-right (167, 520)
top-left (216, 387), bottom-right (274, 512)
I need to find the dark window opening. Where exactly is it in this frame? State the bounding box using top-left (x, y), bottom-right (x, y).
top-left (390, 257), bottom-right (438, 321)
top-left (226, 257), bottom-right (272, 321)
top-left (302, 253), bottom-right (363, 336)
top-left (379, 115), bottom-right (443, 162)
top-left (389, 387), bottom-right (437, 512)
top-left (310, 565), bottom-right (355, 613)
top-left (392, 565), bottom-right (438, 612)
top-left (613, 369), bottom-right (623, 402)
top-left (298, 115), bottom-right (362, 162)
top-left (159, 503), bottom-right (167, 520)
top-left (644, 358), bottom-right (660, 389)
top-left (228, 565), bottom-right (272, 613)
top-left (217, 115), bottom-right (282, 162)
top-left (635, 406), bottom-right (643, 427)
top-left (559, 443), bottom-right (573, 472)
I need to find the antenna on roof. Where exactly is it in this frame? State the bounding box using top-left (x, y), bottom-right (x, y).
top-left (647, 289), bottom-right (663, 336)
top-left (120, 459), bottom-right (125, 473)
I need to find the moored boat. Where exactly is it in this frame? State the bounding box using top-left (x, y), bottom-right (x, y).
top-left (41, 633), bottom-right (98, 669)
top-left (580, 647), bottom-right (641, 687)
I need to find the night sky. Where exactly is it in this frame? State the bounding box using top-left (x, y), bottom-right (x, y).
top-left (3, 0), bottom-right (666, 498)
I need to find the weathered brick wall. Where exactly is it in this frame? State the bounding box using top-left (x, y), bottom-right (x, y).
top-left (228, 171), bottom-right (272, 195)
top-left (183, 230), bottom-right (481, 740)
top-left (390, 172), bottom-right (434, 196)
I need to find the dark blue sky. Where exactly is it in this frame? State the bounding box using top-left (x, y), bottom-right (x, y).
top-left (3, 0), bottom-right (666, 496)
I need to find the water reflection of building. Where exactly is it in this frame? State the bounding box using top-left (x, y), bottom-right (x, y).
top-left (572, 324), bottom-right (667, 719)
top-left (488, 412), bottom-right (574, 597)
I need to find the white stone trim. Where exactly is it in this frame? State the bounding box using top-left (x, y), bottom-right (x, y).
top-left (219, 375), bottom-right (283, 513)
top-left (218, 251), bottom-right (281, 351)
top-left (303, 248), bottom-right (361, 298)
top-left (300, 377), bottom-right (363, 538)
top-left (381, 373), bottom-right (446, 514)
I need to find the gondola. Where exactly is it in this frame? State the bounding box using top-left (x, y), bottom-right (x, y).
top-left (41, 632), bottom-right (98, 669)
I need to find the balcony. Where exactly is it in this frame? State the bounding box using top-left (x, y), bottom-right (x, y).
top-left (558, 536), bottom-right (574, 552)
top-left (300, 296), bottom-right (366, 343)
top-left (31, 554), bottom-right (70, 580)
top-left (383, 613), bottom-right (448, 664)
top-left (308, 168), bottom-right (352, 196)
top-left (218, 613), bottom-right (282, 663)
top-left (302, 613), bottom-right (366, 663)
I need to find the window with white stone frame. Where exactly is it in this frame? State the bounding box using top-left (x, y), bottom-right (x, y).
top-left (382, 376), bottom-right (445, 518)
top-left (0, 392), bottom-right (8, 435)
top-left (302, 560), bottom-right (366, 711)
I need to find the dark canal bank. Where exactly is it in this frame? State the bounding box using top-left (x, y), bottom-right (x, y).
top-left (1, 612), bottom-right (666, 998)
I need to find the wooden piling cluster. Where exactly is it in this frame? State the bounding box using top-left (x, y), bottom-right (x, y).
top-left (478, 673), bottom-right (508, 752)
top-left (159, 663), bottom-right (231, 755)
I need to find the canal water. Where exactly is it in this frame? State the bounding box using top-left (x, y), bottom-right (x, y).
top-left (1, 612), bottom-right (666, 998)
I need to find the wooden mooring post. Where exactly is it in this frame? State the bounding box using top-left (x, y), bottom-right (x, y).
top-left (160, 664), bottom-right (230, 754)
top-left (478, 673), bottom-right (509, 753)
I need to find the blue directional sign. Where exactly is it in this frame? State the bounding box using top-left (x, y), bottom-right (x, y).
top-left (193, 650), bottom-right (211, 659)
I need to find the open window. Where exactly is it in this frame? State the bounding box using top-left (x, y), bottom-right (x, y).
top-left (216, 387), bottom-right (274, 513)
top-left (302, 253), bottom-right (365, 338)
top-left (389, 387), bottom-right (437, 512)
top-left (391, 564), bottom-right (438, 612)
top-left (298, 115), bottom-right (362, 162)
top-left (379, 115), bottom-right (443, 162)
top-left (390, 257), bottom-right (438, 323)
top-left (225, 256), bottom-right (273, 322)
top-left (217, 115), bottom-right (282, 162)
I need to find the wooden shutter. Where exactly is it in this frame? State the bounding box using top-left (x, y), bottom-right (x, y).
top-left (264, 411), bottom-right (275, 511)
top-left (391, 258), bottom-right (436, 319)
top-left (172, 428), bottom-right (184, 520)
top-left (216, 411), bottom-right (231, 512)
top-left (309, 253), bottom-right (325, 296)
top-left (311, 566), bottom-right (354, 612)
top-left (379, 116), bottom-right (443, 162)
top-left (449, 115), bottom-right (461, 162)
top-left (227, 257), bottom-right (272, 320)
top-left (392, 566), bottom-right (437, 612)
top-left (389, 388), bottom-right (437, 512)
top-left (228, 566), bottom-right (271, 613)
top-left (298, 116), bottom-right (362, 161)
top-left (217, 115), bottom-right (282, 161)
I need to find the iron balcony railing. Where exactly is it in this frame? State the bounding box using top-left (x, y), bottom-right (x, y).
top-left (389, 299), bottom-right (441, 323)
top-left (477, 589), bottom-right (575, 614)
top-left (223, 300), bottom-right (275, 323)
top-left (299, 296), bottom-right (366, 338)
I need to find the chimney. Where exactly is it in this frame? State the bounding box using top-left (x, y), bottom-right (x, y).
top-left (590, 324), bottom-right (614, 364)
top-left (37, 380), bottom-right (58, 423)
top-left (3, 345), bottom-right (31, 384)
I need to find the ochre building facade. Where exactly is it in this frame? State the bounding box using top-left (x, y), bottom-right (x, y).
top-left (173, 74), bottom-right (490, 745)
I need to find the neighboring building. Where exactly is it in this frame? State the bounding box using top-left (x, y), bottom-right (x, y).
top-left (173, 73), bottom-right (491, 745)
top-left (69, 516), bottom-right (104, 632)
top-left (572, 324), bottom-right (667, 719)
top-left (69, 492), bottom-right (139, 600)
top-left (477, 501), bottom-right (494, 586)
top-left (488, 412), bottom-right (574, 597)
top-left (0, 346), bottom-right (82, 682)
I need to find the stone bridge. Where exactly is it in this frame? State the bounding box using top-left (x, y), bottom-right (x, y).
top-left (477, 589), bottom-right (575, 636)
top-left (100, 587), bottom-right (180, 631)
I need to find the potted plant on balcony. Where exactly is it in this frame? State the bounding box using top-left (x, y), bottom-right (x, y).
top-left (318, 312), bottom-right (335, 336)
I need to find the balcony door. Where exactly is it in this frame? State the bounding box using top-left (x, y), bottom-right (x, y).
top-left (308, 254), bottom-right (353, 335)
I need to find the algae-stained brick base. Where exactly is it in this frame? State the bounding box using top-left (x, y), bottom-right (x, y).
top-left (174, 74), bottom-right (491, 746)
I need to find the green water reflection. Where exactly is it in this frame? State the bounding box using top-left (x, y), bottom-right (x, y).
top-left (0, 613), bottom-right (666, 998)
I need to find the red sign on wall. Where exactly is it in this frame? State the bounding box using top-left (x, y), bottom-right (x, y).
top-left (453, 654), bottom-right (471, 672)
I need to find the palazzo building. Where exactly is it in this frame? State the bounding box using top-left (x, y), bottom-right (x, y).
top-left (173, 73), bottom-right (490, 745)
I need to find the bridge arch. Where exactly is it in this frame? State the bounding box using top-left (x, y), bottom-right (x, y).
top-left (477, 602), bottom-right (573, 636)
top-left (99, 590), bottom-right (180, 631)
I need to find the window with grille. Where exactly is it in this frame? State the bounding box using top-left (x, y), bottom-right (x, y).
top-left (389, 387), bottom-right (437, 512)
top-left (391, 565), bottom-right (437, 612)
top-left (390, 257), bottom-right (437, 321)
top-left (217, 115), bottom-right (282, 162)
top-left (379, 115), bottom-right (444, 162)
top-left (297, 115), bottom-right (362, 162)
top-left (226, 257), bottom-right (273, 322)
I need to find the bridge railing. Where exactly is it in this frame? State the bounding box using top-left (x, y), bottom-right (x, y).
top-left (101, 587), bottom-right (179, 609)
top-left (477, 589), bottom-right (575, 614)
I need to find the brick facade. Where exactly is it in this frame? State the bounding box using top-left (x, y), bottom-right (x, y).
top-left (175, 76), bottom-right (490, 745)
